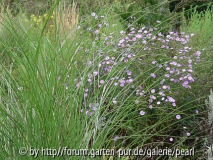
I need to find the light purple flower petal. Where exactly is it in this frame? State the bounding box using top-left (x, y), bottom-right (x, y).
top-left (176, 115), bottom-right (181, 119)
top-left (140, 110), bottom-right (145, 116)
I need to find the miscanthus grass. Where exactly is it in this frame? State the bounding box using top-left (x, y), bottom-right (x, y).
top-left (0, 1), bottom-right (212, 159)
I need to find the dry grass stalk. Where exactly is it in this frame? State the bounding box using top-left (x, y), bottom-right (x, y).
top-left (55, 1), bottom-right (79, 37)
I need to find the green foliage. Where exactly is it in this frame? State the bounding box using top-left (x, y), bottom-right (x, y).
top-left (0, 1), bottom-right (212, 159)
top-left (114, 0), bottom-right (170, 28)
top-left (181, 6), bottom-right (213, 90)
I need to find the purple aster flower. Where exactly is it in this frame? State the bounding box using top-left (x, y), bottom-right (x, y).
top-left (166, 67), bottom-right (170, 70)
top-left (176, 115), bottom-right (181, 119)
top-left (93, 71), bottom-right (98, 76)
top-left (89, 103), bottom-right (92, 108)
top-left (120, 83), bottom-right (125, 87)
top-left (114, 136), bottom-right (119, 141)
top-left (112, 98), bottom-right (117, 104)
top-left (119, 39), bottom-right (125, 44)
top-left (126, 70), bottom-right (131, 75)
top-left (124, 58), bottom-right (128, 62)
top-left (170, 61), bottom-right (177, 65)
top-left (167, 96), bottom-right (175, 103)
top-left (132, 37), bottom-right (137, 41)
top-left (171, 70), bottom-right (175, 74)
top-left (159, 91), bottom-right (163, 95)
top-left (104, 67), bottom-right (109, 71)
top-left (151, 89), bottom-right (155, 93)
top-left (187, 76), bottom-right (193, 81)
top-left (177, 64), bottom-right (181, 67)
top-left (160, 79), bottom-right (165, 85)
top-left (195, 51), bottom-right (201, 56)
top-left (150, 73), bottom-right (156, 78)
top-left (135, 34), bottom-right (142, 38)
top-left (91, 12), bottom-right (96, 17)
top-left (165, 74), bottom-right (170, 78)
top-left (94, 30), bottom-right (99, 34)
top-left (120, 79), bottom-right (125, 83)
top-left (152, 61), bottom-right (157, 64)
top-left (188, 69), bottom-right (193, 73)
top-left (140, 110), bottom-right (145, 116)
top-left (182, 81), bottom-right (189, 88)
top-left (105, 56), bottom-right (110, 60)
top-left (186, 132), bottom-right (190, 136)
top-left (162, 85), bottom-right (167, 89)
top-left (142, 40), bottom-right (147, 44)
top-left (150, 95), bottom-right (156, 100)
top-left (120, 30), bottom-right (125, 34)
top-left (128, 78), bottom-right (133, 83)
top-left (169, 137), bottom-right (173, 142)
top-left (127, 54), bottom-right (131, 58)
top-left (100, 80), bottom-right (104, 84)
top-left (76, 83), bottom-right (80, 87)
top-left (88, 74), bottom-right (93, 78)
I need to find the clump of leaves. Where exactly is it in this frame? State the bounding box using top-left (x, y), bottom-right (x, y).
top-left (114, 0), bottom-right (169, 28)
